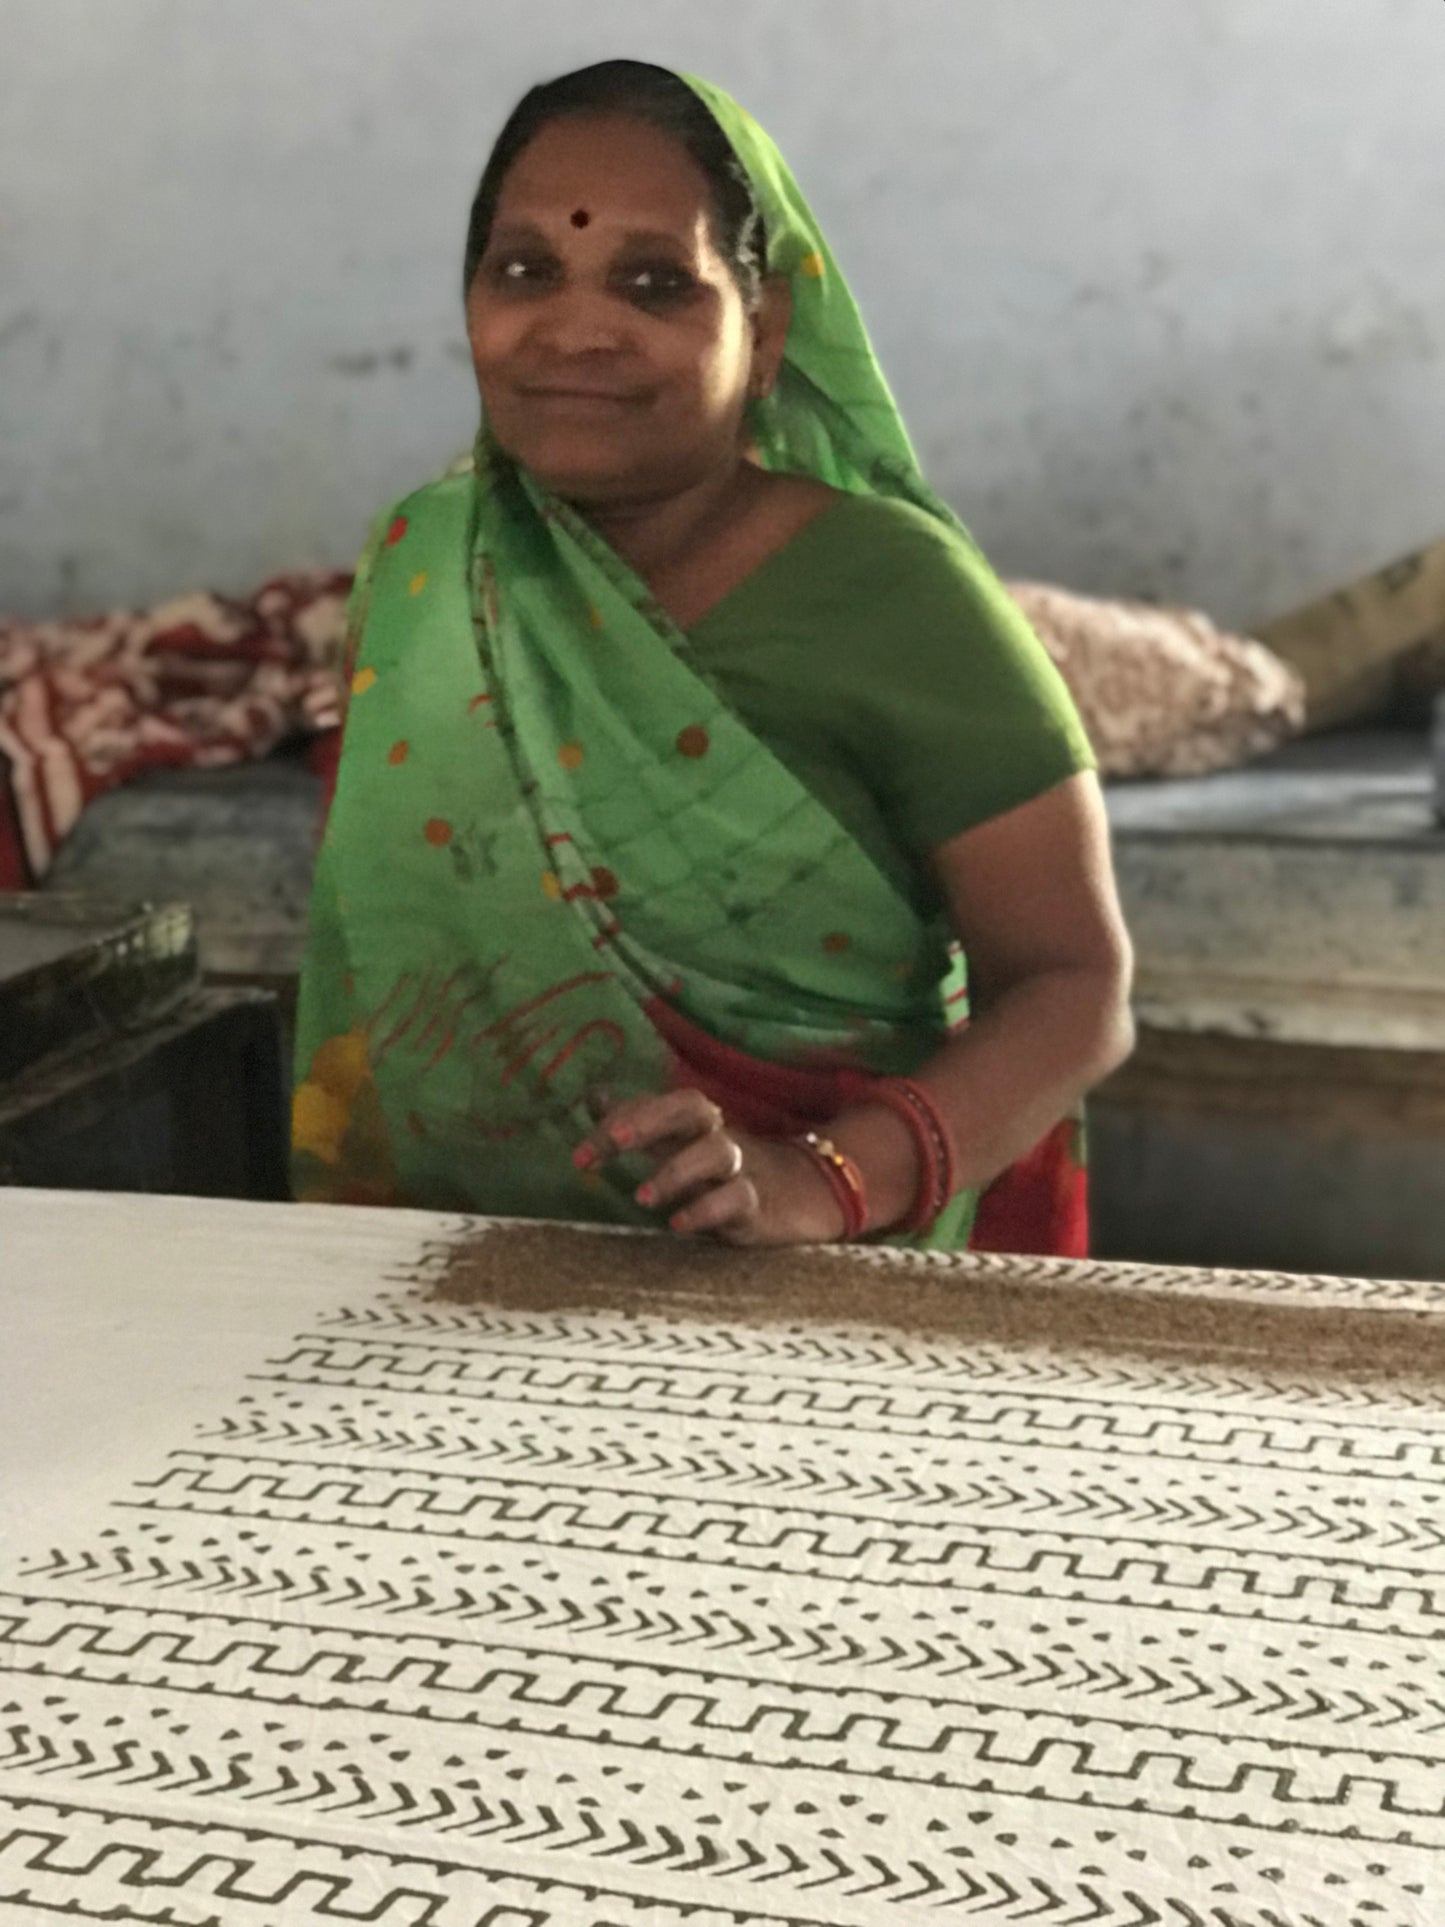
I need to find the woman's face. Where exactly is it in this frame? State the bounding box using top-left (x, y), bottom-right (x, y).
top-left (466, 114), bottom-right (777, 505)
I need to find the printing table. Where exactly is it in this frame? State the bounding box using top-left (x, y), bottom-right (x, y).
top-left (2, 1189), bottom-right (1442, 1924)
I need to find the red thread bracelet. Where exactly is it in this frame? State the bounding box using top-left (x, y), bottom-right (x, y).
top-left (792, 1132), bottom-right (869, 1241)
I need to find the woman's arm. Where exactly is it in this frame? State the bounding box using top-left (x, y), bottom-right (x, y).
top-left (826, 769), bottom-right (1135, 1230)
top-left (583, 770), bottom-right (1133, 1243)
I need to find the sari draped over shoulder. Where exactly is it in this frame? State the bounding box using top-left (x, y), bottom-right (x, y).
top-left (292, 74), bottom-right (1087, 1254)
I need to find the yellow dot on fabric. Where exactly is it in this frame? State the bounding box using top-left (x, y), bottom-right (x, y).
top-left (409, 571), bottom-right (428, 596)
top-left (558, 742), bottom-right (584, 771)
top-left (292, 1082), bottom-right (347, 1165)
top-left (800, 251), bottom-right (826, 279)
top-left (309, 1027), bottom-right (370, 1102)
top-left (541, 870), bottom-right (563, 900)
top-left (351, 666), bottom-right (377, 694)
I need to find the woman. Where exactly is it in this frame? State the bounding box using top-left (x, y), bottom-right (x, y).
top-left (293, 61), bottom-right (1133, 1251)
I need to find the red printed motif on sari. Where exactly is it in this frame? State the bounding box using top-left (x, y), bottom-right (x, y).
top-left (364, 964), bottom-right (627, 1092)
top-left (366, 966), bottom-right (502, 1074)
top-left (477, 972), bottom-right (625, 1088)
top-left (341, 965), bottom-right (629, 1149)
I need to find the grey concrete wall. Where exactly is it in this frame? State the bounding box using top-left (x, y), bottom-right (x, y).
top-left (3, 0), bottom-right (1443, 626)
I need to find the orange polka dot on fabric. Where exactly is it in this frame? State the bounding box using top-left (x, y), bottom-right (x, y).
top-left (558, 742), bottom-right (585, 771)
top-left (409, 571), bottom-right (428, 596)
top-left (822, 931), bottom-right (852, 954)
top-left (541, 870), bottom-right (563, 900)
top-left (799, 251), bottom-right (826, 279)
top-left (385, 515), bottom-right (409, 546)
top-left (676, 724), bottom-right (710, 759)
top-left (351, 666), bottom-right (377, 695)
top-left (388, 740), bottom-right (409, 766)
top-left (424, 818), bottom-right (453, 847)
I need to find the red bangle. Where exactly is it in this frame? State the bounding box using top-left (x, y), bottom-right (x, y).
top-left (864, 1078), bottom-right (958, 1235)
top-left (791, 1132), bottom-right (869, 1241)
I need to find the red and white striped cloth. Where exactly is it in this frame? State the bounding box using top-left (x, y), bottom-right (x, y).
top-left (0, 572), bottom-right (349, 888)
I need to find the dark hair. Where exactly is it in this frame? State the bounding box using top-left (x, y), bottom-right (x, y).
top-left (462, 60), bottom-right (767, 304)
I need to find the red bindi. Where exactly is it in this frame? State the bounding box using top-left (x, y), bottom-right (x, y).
top-left (570, 208), bottom-right (590, 229)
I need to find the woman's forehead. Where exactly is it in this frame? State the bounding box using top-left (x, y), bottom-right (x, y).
top-left (495, 115), bottom-right (717, 241)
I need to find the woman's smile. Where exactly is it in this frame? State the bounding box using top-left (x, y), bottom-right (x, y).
top-left (514, 381), bottom-right (653, 410)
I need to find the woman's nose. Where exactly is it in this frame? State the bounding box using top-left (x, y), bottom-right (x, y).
top-left (528, 284), bottom-right (631, 357)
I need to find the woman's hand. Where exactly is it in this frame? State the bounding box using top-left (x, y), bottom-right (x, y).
top-left (574, 1089), bottom-right (849, 1246)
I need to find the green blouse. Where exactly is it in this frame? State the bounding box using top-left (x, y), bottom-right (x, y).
top-left (685, 492), bottom-right (1096, 916)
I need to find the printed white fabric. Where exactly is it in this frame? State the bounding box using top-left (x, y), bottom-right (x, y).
top-left (1, 1191), bottom-right (1441, 1926)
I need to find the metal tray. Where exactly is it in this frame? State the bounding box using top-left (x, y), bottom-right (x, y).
top-left (0, 892), bottom-right (197, 1082)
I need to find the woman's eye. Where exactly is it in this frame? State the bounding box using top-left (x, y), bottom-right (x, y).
top-left (622, 263), bottom-right (696, 306)
top-left (488, 254), bottom-right (555, 289)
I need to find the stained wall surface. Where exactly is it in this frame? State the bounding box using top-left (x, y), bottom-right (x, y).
top-left (4, 0), bottom-right (1443, 623)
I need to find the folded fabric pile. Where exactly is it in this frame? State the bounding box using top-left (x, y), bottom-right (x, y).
top-left (0, 572), bottom-right (347, 886)
top-left (0, 566), bottom-right (1304, 890)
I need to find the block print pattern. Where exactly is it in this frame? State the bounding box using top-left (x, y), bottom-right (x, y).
top-left (3, 1237), bottom-right (1444, 1924)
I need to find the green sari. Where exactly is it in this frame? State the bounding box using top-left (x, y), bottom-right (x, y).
top-left (293, 74), bottom-right (1044, 1249)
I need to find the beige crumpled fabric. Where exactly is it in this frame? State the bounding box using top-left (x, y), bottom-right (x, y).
top-left (1008, 580), bottom-right (1306, 778)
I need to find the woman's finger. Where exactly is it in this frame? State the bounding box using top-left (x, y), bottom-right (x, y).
top-left (638, 1131), bottom-right (744, 1214)
top-left (668, 1175), bottom-right (760, 1238)
top-left (573, 1088), bottom-right (722, 1171)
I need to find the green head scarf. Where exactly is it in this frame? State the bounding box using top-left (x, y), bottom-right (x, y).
top-left (682, 76), bottom-right (933, 504)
